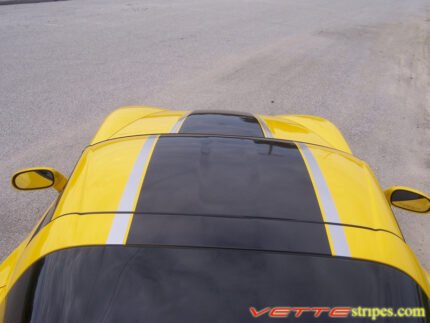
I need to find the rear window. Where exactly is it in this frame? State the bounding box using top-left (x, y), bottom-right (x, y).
top-left (3, 246), bottom-right (429, 322)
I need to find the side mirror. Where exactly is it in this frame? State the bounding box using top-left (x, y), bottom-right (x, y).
top-left (11, 168), bottom-right (67, 193)
top-left (385, 186), bottom-right (430, 213)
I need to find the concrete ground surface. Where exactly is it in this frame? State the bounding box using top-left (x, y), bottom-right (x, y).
top-left (0, 0), bottom-right (429, 269)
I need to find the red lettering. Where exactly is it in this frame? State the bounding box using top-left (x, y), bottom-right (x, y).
top-left (292, 307), bottom-right (311, 317)
top-left (329, 307), bottom-right (351, 318)
top-left (311, 307), bottom-right (330, 318)
top-left (269, 307), bottom-right (291, 318)
top-left (249, 307), bottom-right (271, 318)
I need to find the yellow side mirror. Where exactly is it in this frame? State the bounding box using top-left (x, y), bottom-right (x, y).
top-left (11, 168), bottom-right (67, 193)
top-left (384, 186), bottom-right (430, 213)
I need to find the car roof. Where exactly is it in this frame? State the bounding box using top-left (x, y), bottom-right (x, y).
top-left (54, 134), bottom-right (401, 237)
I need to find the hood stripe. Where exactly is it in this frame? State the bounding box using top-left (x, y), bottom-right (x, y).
top-left (106, 135), bottom-right (158, 244)
top-left (298, 143), bottom-right (350, 257)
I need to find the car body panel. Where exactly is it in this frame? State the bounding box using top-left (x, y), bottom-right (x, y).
top-left (90, 106), bottom-right (163, 144)
top-left (91, 106), bottom-right (185, 144)
top-left (275, 114), bottom-right (352, 153)
top-left (1, 107), bottom-right (429, 316)
top-left (54, 136), bottom-right (156, 218)
top-left (303, 144), bottom-right (402, 237)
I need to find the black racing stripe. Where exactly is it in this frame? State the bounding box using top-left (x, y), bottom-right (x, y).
top-left (128, 136), bottom-right (330, 253)
top-left (179, 111), bottom-right (264, 137)
top-left (135, 136), bottom-right (321, 220)
top-left (127, 214), bottom-right (331, 254)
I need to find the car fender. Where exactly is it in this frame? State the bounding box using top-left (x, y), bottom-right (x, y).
top-left (91, 106), bottom-right (166, 145)
top-left (277, 114), bottom-right (352, 154)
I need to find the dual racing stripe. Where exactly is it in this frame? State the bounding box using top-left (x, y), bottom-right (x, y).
top-left (171, 110), bottom-right (272, 138)
top-left (105, 130), bottom-right (349, 256)
top-left (124, 136), bottom-right (348, 256)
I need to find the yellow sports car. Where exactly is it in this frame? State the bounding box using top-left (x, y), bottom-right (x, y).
top-left (1, 107), bottom-right (429, 322)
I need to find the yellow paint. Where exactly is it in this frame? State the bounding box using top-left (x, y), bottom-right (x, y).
top-left (118, 136), bottom-right (159, 244)
top-left (262, 114), bottom-right (352, 153)
top-left (0, 199), bottom-right (57, 306)
top-left (344, 226), bottom-right (430, 296)
top-left (296, 144), bottom-right (430, 293)
top-left (113, 111), bottom-right (187, 137)
top-left (5, 214), bottom-right (115, 295)
top-left (91, 106), bottom-right (164, 144)
top-left (14, 171), bottom-right (52, 189)
top-left (306, 145), bottom-right (403, 237)
top-left (91, 106), bottom-right (188, 144)
top-left (53, 137), bottom-right (155, 218)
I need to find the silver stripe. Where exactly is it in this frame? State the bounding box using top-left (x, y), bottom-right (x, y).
top-left (171, 113), bottom-right (190, 133)
top-left (299, 143), bottom-right (350, 257)
top-left (255, 115), bottom-right (273, 138)
top-left (106, 135), bottom-right (157, 244)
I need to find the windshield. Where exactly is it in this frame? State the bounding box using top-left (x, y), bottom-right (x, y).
top-left (3, 246), bottom-right (429, 322)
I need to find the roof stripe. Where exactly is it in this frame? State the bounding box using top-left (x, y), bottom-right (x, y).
top-left (106, 135), bottom-right (157, 244)
top-left (127, 136), bottom-right (331, 255)
top-left (298, 143), bottom-right (350, 257)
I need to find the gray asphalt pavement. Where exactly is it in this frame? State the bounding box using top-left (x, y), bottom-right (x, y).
top-left (1, 0), bottom-right (429, 269)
